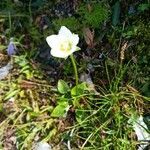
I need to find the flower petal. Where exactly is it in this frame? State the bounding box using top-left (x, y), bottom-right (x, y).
top-left (71, 34), bottom-right (79, 46)
top-left (70, 45), bottom-right (78, 53)
top-left (51, 48), bottom-right (71, 58)
top-left (46, 35), bottom-right (58, 49)
top-left (59, 26), bottom-right (72, 38)
top-left (7, 42), bottom-right (16, 56)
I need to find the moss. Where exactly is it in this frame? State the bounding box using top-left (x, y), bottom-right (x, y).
top-left (77, 3), bottom-right (109, 28)
top-left (53, 17), bottom-right (81, 34)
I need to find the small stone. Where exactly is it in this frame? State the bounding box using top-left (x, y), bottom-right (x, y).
top-left (34, 142), bottom-right (52, 150)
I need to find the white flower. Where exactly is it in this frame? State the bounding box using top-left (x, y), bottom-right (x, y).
top-left (46, 26), bottom-right (80, 59)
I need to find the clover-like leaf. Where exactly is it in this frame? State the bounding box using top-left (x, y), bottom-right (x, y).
top-left (51, 102), bottom-right (69, 117)
top-left (71, 82), bottom-right (87, 97)
top-left (57, 79), bottom-right (70, 94)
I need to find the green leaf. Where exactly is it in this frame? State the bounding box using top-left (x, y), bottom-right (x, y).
top-left (112, 1), bottom-right (120, 26)
top-left (20, 65), bottom-right (30, 73)
top-left (57, 80), bottom-right (70, 94)
top-left (43, 128), bottom-right (57, 141)
top-left (141, 82), bottom-right (150, 97)
top-left (138, 3), bottom-right (150, 12)
top-left (75, 109), bottom-right (88, 123)
top-left (71, 82), bottom-right (87, 97)
top-left (51, 102), bottom-right (69, 117)
top-left (4, 89), bottom-right (20, 100)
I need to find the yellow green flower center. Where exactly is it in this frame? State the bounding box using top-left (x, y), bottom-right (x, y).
top-left (60, 41), bottom-right (72, 52)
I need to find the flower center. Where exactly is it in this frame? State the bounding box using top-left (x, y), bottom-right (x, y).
top-left (60, 41), bottom-right (72, 52)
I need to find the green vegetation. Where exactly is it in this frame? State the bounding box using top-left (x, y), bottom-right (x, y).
top-left (77, 3), bottom-right (109, 28)
top-left (0, 0), bottom-right (150, 149)
top-left (53, 17), bottom-right (81, 33)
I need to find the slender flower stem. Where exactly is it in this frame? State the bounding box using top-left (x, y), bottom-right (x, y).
top-left (70, 54), bottom-right (78, 86)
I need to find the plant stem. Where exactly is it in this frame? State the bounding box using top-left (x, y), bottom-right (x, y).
top-left (70, 54), bottom-right (78, 86)
top-left (8, 12), bottom-right (11, 38)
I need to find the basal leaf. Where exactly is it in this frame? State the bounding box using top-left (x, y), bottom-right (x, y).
top-left (112, 1), bottom-right (120, 26)
top-left (57, 79), bottom-right (70, 94)
top-left (51, 102), bottom-right (69, 117)
top-left (71, 82), bottom-right (87, 97)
